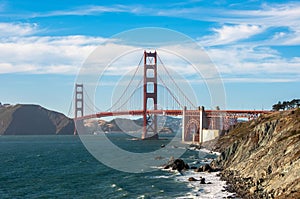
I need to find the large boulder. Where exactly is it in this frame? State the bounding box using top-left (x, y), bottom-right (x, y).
top-left (164, 158), bottom-right (189, 172)
top-left (195, 164), bottom-right (216, 172)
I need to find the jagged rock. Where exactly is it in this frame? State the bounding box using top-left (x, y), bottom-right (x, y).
top-left (249, 186), bottom-right (257, 194)
top-left (267, 165), bottom-right (272, 175)
top-left (163, 158), bottom-right (189, 172)
top-left (200, 178), bottom-right (206, 184)
top-left (188, 177), bottom-right (198, 181)
top-left (189, 144), bottom-right (201, 150)
top-left (195, 164), bottom-right (216, 172)
top-left (172, 159), bottom-right (189, 172)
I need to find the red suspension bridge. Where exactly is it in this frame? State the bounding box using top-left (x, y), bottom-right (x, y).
top-left (74, 50), bottom-right (270, 143)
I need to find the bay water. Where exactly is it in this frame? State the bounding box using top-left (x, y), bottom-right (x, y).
top-left (0, 134), bottom-right (233, 198)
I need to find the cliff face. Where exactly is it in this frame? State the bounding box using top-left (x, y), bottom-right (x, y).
top-left (210, 109), bottom-right (300, 198)
top-left (0, 104), bottom-right (75, 135)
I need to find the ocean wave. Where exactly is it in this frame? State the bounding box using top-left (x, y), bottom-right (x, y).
top-left (175, 170), bottom-right (236, 199)
top-left (146, 175), bottom-right (173, 179)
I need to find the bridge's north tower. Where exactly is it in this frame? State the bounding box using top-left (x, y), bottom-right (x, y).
top-left (74, 83), bottom-right (84, 135)
top-left (142, 51), bottom-right (158, 139)
top-left (74, 84), bottom-right (84, 119)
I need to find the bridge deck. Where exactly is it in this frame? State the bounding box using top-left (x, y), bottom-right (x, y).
top-left (75, 109), bottom-right (271, 120)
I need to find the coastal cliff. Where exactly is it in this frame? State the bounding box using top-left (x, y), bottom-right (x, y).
top-left (0, 104), bottom-right (74, 135)
top-left (207, 109), bottom-right (300, 198)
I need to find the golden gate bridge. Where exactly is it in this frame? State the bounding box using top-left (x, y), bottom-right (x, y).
top-left (73, 51), bottom-right (270, 143)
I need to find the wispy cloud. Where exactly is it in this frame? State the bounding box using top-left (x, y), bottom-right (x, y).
top-left (25, 2), bottom-right (300, 47)
top-left (199, 24), bottom-right (265, 46)
top-left (0, 22), bottom-right (38, 37)
top-left (36, 5), bottom-right (129, 17)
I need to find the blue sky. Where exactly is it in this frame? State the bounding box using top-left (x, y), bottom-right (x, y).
top-left (0, 0), bottom-right (299, 116)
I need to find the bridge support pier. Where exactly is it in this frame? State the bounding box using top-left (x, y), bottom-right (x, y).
top-left (182, 106), bottom-right (206, 144)
top-left (199, 106), bottom-right (204, 144)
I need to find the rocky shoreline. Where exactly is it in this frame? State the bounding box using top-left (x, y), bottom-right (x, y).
top-left (203, 109), bottom-right (300, 198)
top-left (162, 155), bottom-right (237, 198)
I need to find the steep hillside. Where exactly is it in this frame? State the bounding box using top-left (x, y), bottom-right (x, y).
top-left (0, 104), bottom-right (74, 135)
top-left (209, 109), bottom-right (300, 198)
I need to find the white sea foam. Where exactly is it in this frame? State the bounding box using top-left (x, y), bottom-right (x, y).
top-left (175, 170), bottom-right (236, 199)
top-left (199, 148), bottom-right (221, 156)
top-left (147, 175), bottom-right (173, 179)
top-left (137, 194), bottom-right (145, 199)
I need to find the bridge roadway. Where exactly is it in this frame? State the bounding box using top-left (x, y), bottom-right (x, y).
top-left (75, 109), bottom-right (271, 120)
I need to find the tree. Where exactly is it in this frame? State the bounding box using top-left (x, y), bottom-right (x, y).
top-left (290, 99), bottom-right (300, 108)
top-left (282, 101), bottom-right (288, 110)
top-left (272, 101), bottom-right (282, 111)
top-left (272, 99), bottom-right (300, 111)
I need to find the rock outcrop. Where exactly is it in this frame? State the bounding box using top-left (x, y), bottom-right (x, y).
top-left (163, 158), bottom-right (190, 172)
top-left (209, 109), bottom-right (300, 198)
top-left (0, 104), bottom-right (74, 135)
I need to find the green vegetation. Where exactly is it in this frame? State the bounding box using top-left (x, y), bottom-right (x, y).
top-left (272, 99), bottom-right (300, 111)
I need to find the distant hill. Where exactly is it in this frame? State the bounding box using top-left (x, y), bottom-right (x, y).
top-left (0, 104), bottom-right (74, 135)
top-left (85, 116), bottom-right (181, 133)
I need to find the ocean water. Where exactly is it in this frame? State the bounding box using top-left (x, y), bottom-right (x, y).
top-left (0, 134), bottom-right (234, 198)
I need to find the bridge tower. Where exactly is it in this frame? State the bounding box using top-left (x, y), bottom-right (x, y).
top-left (142, 51), bottom-right (158, 139)
top-left (75, 84), bottom-right (84, 119)
top-left (74, 84), bottom-right (84, 135)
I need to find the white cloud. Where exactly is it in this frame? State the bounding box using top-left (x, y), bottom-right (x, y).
top-left (199, 24), bottom-right (264, 46)
top-left (3, 2), bottom-right (299, 46)
top-left (33, 5), bottom-right (132, 18)
top-left (0, 22), bottom-right (38, 37)
top-left (207, 45), bottom-right (300, 82)
top-left (0, 29), bottom-right (107, 74)
top-left (52, 2), bottom-right (300, 46)
top-left (0, 19), bottom-right (299, 84)
top-left (204, 3), bottom-right (300, 46)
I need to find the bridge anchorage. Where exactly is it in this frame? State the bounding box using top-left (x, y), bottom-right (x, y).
top-left (74, 50), bottom-right (271, 143)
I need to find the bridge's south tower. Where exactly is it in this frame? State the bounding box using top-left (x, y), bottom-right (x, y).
top-left (142, 51), bottom-right (158, 139)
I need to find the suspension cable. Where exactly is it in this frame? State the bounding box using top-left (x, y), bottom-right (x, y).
top-left (67, 86), bottom-right (75, 117)
top-left (157, 54), bottom-right (197, 109)
top-left (157, 73), bottom-right (183, 109)
top-left (111, 76), bottom-right (144, 111)
top-left (106, 55), bottom-right (144, 112)
top-left (83, 88), bottom-right (102, 112)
